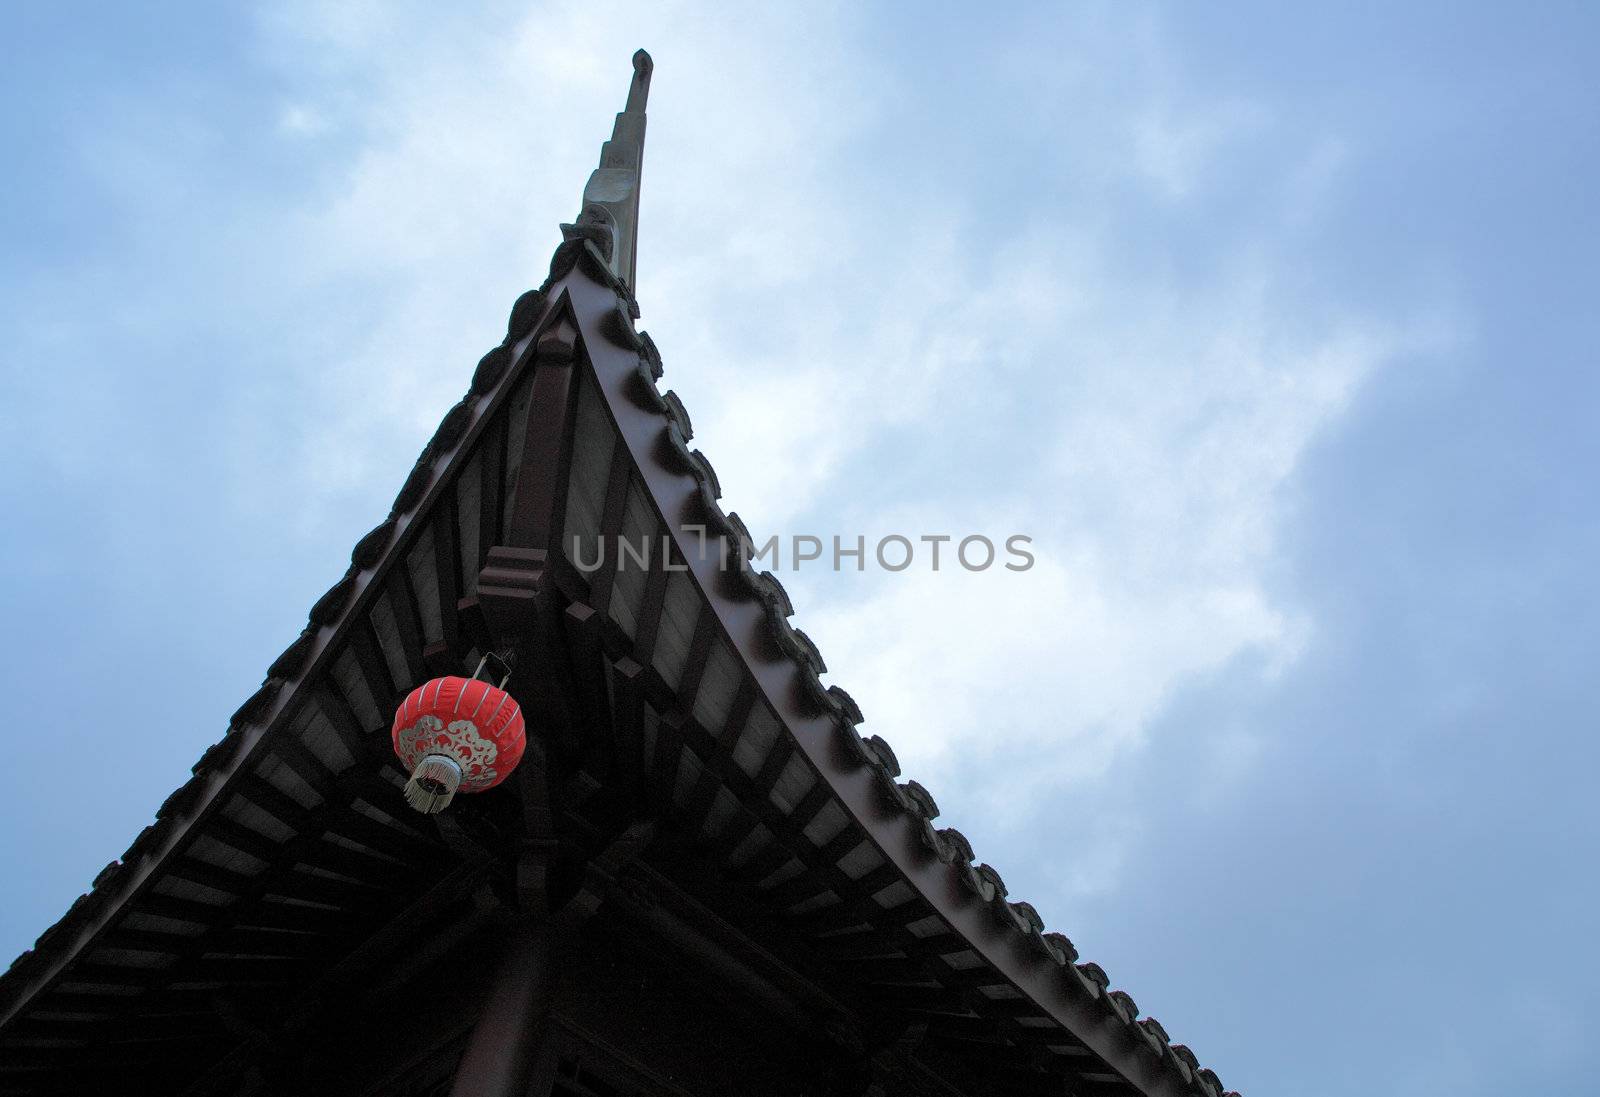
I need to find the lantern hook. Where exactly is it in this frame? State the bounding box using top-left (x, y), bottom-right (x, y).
top-left (472, 652), bottom-right (514, 690)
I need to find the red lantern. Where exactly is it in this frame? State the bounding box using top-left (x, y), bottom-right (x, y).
top-left (391, 665), bottom-right (526, 814)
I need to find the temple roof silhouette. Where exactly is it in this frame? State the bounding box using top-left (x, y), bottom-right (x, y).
top-left (0, 51), bottom-right (1238, 1097)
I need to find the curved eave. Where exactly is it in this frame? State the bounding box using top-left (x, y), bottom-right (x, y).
top-left (557, 245), bottom-right (1236, 1097)
top-left (0, 277), bottom-right (562, 1053)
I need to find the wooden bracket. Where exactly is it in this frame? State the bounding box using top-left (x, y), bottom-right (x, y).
top-left (475, 546), bottom-right (550, 643)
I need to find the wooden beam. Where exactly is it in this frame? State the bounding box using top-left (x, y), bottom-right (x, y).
top-left (349, 615), bottom-right (400, 716)
top-left (432, 504), bottom-right (463, 655)
top-left (385, 563), bottom-right (430, 688)
top-left (673, 610), bottom-right (717, 710)
top-left (479, 410), bottom-right (508, 556)
top-left (587, 440), bottom-right (634, 620)
top-left (504, 316), bottom-right (579, 553)
top-left (629, 549), bottom-right (672, 669)
top-left (560, 601), bottom-right (620, 780)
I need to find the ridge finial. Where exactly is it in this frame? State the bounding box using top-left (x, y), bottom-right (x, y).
top-left (567, 49), bottom-right (652, 300)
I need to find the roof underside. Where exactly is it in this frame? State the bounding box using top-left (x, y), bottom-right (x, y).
top-left (0, 236), bottom-right (1238, 1097)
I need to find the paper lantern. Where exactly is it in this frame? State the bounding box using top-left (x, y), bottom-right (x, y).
top-left (391, 673), bottom-right (525, 813)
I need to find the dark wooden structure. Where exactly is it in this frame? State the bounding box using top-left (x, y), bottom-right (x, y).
top-left (0, 53), bottom-right (1239, 1097)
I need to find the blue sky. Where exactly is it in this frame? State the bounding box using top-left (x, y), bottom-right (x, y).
top-left (2, 3), bottom-right (1597, 1093)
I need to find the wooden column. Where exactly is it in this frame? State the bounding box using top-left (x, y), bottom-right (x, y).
top-left (447, 920), bottom-right (554, 1097)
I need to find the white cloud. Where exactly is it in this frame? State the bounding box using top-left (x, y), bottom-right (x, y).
top-left (1130, 97), bottom-right (1270, 201)
top-left (277, 103), bottom-right (331, 137)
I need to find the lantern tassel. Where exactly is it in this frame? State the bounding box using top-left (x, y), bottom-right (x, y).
top-left (404, 754), bottom-right (463, 814)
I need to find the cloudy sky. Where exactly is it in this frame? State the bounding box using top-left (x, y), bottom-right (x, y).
top-left (3, 2), bottom-right (1597, 1093)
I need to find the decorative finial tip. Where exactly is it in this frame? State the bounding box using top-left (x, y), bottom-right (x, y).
top-left (624, 49), bottom-right (652, 114)
top-left (579, 49), bottom-right (651, 288)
